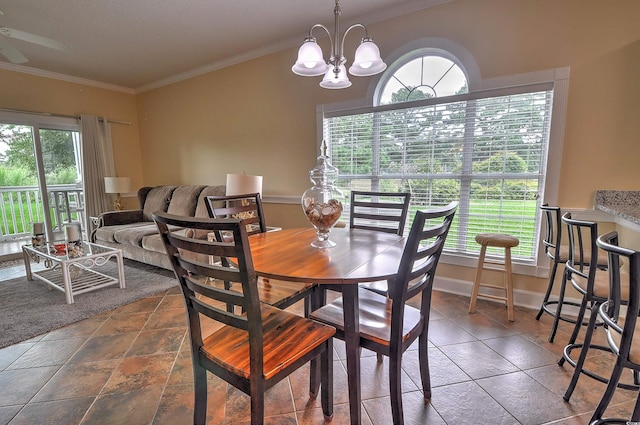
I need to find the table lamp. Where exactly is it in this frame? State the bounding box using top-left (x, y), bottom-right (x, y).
top-left (104, 176), bottom-right (131, 210)
top-left (226, 174), bottom-right (263, 196)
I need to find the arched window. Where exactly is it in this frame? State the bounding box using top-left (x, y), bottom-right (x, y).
top-left (377, 54), bottom-right (468, 105)
top-left (321, 40), bottom-right (568, 271)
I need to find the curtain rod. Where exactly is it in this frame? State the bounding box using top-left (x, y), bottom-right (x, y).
top-left (0, 107), bottom-right (132, 125)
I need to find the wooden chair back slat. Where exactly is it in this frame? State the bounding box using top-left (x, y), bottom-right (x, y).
top-left (206, 193), bottom-right (267, 236)
top-left (388, 202), bottom-right (458, 303)
top-left (350, 191), bottom-right (411, 236)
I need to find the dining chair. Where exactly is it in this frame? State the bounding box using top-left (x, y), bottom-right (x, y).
top-left (536, 204), bottom-right (608, 342)
top-left (205, 193), bottom-right (317, 315)
top-left (558, 212), bottom-right (630, 402)
top-left (153, 212), bottom-right (335, 425)
top-left (590, 231), bottom-right (640, 425)
top-left (349, 190), bottom-right (411, 295)
top-left (310, 201), bottom-right (458, 425)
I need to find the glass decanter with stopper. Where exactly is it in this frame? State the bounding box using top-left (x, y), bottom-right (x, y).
top-left (301, 141), bottom-right (344, 248)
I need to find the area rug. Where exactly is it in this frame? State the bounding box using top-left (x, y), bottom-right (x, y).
top-left (0, 260), bottom-right (178, 348)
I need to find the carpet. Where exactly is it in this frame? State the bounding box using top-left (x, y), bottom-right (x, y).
top-left (0, 259), bottom-right (178, 348)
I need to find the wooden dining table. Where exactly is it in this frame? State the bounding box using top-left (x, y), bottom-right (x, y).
top-left (249, 227), bottom-right (406, 425)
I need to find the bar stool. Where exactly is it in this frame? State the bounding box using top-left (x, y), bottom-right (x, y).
top-left (469, 233), bottom-right (519, 321)
top-left (536, 204), bottom-right (609, 342)
top-left (558, 213), bottom-right (634, 402)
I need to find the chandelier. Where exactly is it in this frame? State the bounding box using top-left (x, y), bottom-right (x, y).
top-left (292, 0), bottom-right (387, 89)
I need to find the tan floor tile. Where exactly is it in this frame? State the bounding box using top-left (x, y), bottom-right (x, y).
top-left (430, 381), bottom-right (516, 424)
top-left (101, 352), bottom-right (176, 394)
top-left (442, 340), bottom-right (519, 380)
top-left (33, 359), bottom-right (120, 401)
top-left (7, 397), bottom-right (94, 425)
top-left (428, 319), bottom-right (477, 346)
top-left (67, 332), bottom-right (138, 363)
top-left (224, 378), bottom-right (296, 422)
top-left (92, 311), bottom-right (152, 336)
top-left (153, 382), bottom-right (226, 425)
top-left (0, 366), bottom-right (59, 405)
top-left (0, 343), bottom-right (34, 371)
top-left (80, 387), bottom-right (163, 425)
top-left (6, 337), bottom-right (85, 369)
top-left (362, 390), bottom-right (446, 425)
top-left (403, 347), bottom-right (470, 389)
top-left (478, 371), bottom-right (584, 424)
top-left (144, 308), bottom-right (188, 330)
top-left (125, 327), bottom-right (186, 357)
top-left (482, 334), bottom-right (559, 369)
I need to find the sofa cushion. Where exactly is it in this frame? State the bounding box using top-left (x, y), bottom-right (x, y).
top-left (194, 185), bottom-right (227, 218)
top-left (142, 228), bottom-right (190, 254)
top-left (95, 223), bottom-right (152, 244)
top-left (112, 223), bottom-right (160, 247)
top-left (167, 185), bottom-right (205, 217)
top-left (143, 186), bottom-right (177, 221)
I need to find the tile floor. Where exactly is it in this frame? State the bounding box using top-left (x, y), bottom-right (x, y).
top-left (0, 261), bottom-right (638, 425)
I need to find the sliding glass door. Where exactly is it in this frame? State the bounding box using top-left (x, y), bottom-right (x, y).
top-left (0, 112), bottom-right (82, 242)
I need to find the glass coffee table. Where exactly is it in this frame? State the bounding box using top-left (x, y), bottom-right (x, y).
top-left (22, 241), bottom-right (126, 304)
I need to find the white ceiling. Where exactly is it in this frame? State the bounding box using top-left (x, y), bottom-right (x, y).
top-left (0, 0), bottom-right (448, 92)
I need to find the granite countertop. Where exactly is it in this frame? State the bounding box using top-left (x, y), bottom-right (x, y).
top-left (594, 190), bottom-right (640, 226)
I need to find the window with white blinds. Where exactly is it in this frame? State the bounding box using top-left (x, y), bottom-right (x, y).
top-left (323, 83), bottom-right (554, 262)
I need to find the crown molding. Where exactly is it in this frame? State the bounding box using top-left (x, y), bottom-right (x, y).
top-left (0, 62), bottom-right (135, 94)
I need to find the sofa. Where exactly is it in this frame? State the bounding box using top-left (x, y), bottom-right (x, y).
top-left (91, 184), bottom-right (226, 270)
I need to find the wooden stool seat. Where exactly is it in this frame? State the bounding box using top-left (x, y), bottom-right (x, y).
top-left (469, 233), bottom-right (519, 321)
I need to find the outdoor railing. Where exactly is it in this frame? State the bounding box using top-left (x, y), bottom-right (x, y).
top-left (0, 184), bottom-right (84, 241)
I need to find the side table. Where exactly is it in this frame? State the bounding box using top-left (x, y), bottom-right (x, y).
top-left (22, 241), bottom-right (126, 304)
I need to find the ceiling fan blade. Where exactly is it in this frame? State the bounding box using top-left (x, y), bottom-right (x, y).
top-left (0, 37), bottom-right (28, 63)
top-left (0, 27), bottom-right (70, 51)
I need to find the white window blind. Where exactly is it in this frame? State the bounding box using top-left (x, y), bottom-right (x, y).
top-left (323, 83), bottom-right (554, 262)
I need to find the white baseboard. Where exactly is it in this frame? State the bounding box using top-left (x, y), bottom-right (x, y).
top-left (433, 275), bottom-right (582, 313)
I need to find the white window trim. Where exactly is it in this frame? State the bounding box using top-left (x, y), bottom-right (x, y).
top-left (317, 64), bottom-right (570, 277)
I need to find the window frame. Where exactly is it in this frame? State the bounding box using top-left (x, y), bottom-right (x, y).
top-left (317, 43), bottom-right (569, 277)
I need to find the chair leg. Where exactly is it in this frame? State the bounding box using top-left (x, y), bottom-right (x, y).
top-left (589, 357), bottom-right (626, 424)
top-left (536, 259), bottom-right (559, 320)
top-left (563, 301), bottom-right (599, 401)
top-left (504, 247), bottom-right (514, 322)
top-left (549, 269), bottom-right (570, 343)
top-left (250, 381), bottom-right (265, 425)
top-left (558, 294), bottom-right (588, 366)
top-left (193, 361), bottom-right (208, 425)
top-left (321, 339), bottom-right (334, 421)
top-left (309, 284), bottom-right (326, 398)
top-left (419, 331), bottom-right (432, 401)
top-left (389, 351), bottom-right (404, 425)
top-left (469, 245), bottom-right (487, 313)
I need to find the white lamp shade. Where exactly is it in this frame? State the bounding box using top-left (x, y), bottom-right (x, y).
top-left (319, 64), bottom-right (352, 89)
top-left (104, 177), bottom-right (131, 194)
top-left (226, 174), bottom-right (263, 196)
top-left (292, 40), bottom-right (328, 76)
top-left (349, 40), bottom-right (387, 76)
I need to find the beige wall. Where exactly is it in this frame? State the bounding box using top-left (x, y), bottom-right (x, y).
top-left (0, 70), bottom-right (143, 210)
top-left (2, 0), bottom-right (639, 295)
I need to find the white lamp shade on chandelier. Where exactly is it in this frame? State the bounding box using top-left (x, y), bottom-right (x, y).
top-left (349, 40), bottom-right (386, 76)
top-left (292, 40), bottom-right (327, 76)
top-left (292, 0), bottom-right (386, 89)
top-left (320, 64), bottom-right (351, 89)
top-left (226, 174), bottom-right (263, 196)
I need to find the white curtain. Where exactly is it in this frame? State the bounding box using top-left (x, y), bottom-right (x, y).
top-left (80, 114), bottom-right (115, 222)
